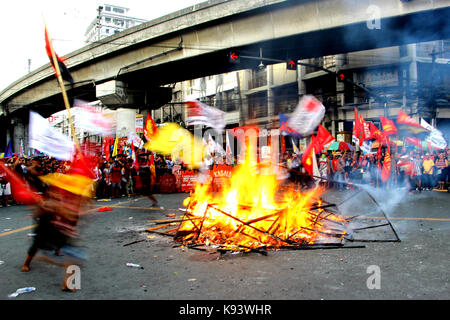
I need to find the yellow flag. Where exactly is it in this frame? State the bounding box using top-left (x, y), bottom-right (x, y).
top-left (144, 123), bottom-right (205, 168)
top-left (112, 135), bottom-right (119, 157)
top-left (40, 173), bottom-right (94, 198)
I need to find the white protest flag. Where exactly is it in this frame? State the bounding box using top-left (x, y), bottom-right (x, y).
top-left (312, 147), bottom-right (320, 188)
top-left (226, 130), bottom-right (232, 157)
top-left (73, 99), bottom-right (115, 136)
top-left (360, 140), bottom-right (375, 155)
top-left (207, 133), bottom-right (225, 155)
top-left (29, 111), bottom-right (75, 161)
top-left (185, 100), bottom-right (226, 132)
top-left (291, 137), bottom-right (300, 155)
top-left (128, 132), bottom-right (144, 148)
top-left (287, 95), bottom-right (325, 136)
top-left (420, 119), bottom-right (447, 149)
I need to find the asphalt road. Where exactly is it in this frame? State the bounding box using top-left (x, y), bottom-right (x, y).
top-left (0, 187), bottom-right (449, 301)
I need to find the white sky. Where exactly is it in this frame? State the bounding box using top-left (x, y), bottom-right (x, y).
top-left (0, 0), bottom-right (206, 91)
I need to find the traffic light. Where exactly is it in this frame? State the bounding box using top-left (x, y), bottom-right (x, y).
top-left (228, 51), bottom-right (240, 63)
top-left (286, 58), bottom-right (296, 70)
top-left (337, 72), bottom-right (345, 82)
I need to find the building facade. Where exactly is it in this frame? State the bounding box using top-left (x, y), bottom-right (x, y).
top-left (153, 40), bottom-right (449, 150)
top-left (85, 4), bottom-right (147, 43)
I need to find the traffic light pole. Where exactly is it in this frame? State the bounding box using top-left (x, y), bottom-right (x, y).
top-left (238, 54), bottom-right (401, 109)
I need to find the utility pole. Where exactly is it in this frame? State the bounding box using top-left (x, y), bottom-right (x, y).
top-left (97, 6), bottom-right (103, 41)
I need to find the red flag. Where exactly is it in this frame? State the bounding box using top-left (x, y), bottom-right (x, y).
top-left (352, 108), bottom-right (365, 146)
top-left (44, 26), bottom-right (74, 84)
top-left (315, 124), bottom-right (335, 153)
top-left (149, 153), bottom-right (156, 186)
top-left (302, 136), bottom-right (315, 175)
top-left (281, 135), bottom-right (286, 154)
top-left (130, 143), bottom-right (139, 171)
top-left (362, 117), bottom-right (371, 141)
top-left (103, 136), bottom-right (112, 162)
top-left (396, 110), bottom-right (428, 136)
top-left (381, 145), bottom-right (391, 182)
top-left (369, 122), bottom-right (384, 141)
top-left (144, 113), bottom-right (158, 141)
top-left (404, 137), bottom-right (423, 150)
top-left (0, 162), bottom-right (43, 205)
top-left (380, 116), bottom-right (398, 136)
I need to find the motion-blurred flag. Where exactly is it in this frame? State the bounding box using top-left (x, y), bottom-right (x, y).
top-left (420, 119), bottom-right (447, 149)
top-left (128, 132), bottom-right (144, 148)
top-left (185, 100), bottom-right (226, 133)
top-left (396, 110), bottom-right (428, 137)
top-left (44, 25), bottom-right (74, 84)
top-left (144, 123), bottom-right (205, 168)
top-left (279, 112), bottom-right (302, 137)
top-left (0, 161), bottom-right (42, 205)
top-left (39, 154), bottom-right (95, 198)
top-left (28, 111), bottom-right (75, 161)
top-left (287, 95), bottom-right (325, 136)
top-left (144, 113), bottom-right (158, 141)
top-left (73, 100), bottom-right (114, 136)
top-left (380, 116), bottom-right (398, 136)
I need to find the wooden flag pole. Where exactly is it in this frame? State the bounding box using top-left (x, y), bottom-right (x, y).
top-left (44, 23), bottom-right (80, 152)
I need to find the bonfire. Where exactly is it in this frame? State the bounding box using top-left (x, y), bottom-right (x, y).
top-left (174, 144), bottom-right (351, 254)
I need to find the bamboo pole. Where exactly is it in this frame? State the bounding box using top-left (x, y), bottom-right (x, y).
top-left (44, 22), bottom-right (80, 152)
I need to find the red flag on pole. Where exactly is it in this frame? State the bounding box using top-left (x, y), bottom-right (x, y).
top-left (380, 116), bottom-right (398, 136)
top-left (0, 161), bottom-right (43, 205)
top-left (302, 136), bottom-right (316, 175)
top-left (315, 124), bottom-right (335, 153)
top-left (44, 26), bottom-right (74, 84)
top-left (381, 144), bottom-right (391, 182)
top-left (369, 122), bottom-right (384, 141)
top-left (352, 108), bottom-right (365, 146)
top-left (144, 113), bottom-right (158, 141)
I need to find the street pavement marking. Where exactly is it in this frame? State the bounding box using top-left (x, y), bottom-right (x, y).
top-left (3, 196), bottom-right (449, 238)
top-left (0, 225), bottom-right (37, 237)
top-left (109, 205), bottom-right (179, 211)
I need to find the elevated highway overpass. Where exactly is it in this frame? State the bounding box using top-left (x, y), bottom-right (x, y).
top-left (0, 0), bottom-right (449, 149)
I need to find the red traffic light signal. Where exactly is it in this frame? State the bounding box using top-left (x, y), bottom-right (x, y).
top-left (337, 72), bottom-right (345, 82)
top-left (229, 51), bottom-right (240, 63)
top-left (286, 58), bottom-right (296, 70)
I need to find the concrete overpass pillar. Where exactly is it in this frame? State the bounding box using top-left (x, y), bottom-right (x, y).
top-left (335, 54), bottom-right (346, 136)
top-left (11, 116), bottom-right (27, 156)
top-left (267, 65), bottom-right (275, 127)
top-left (298, 61), bottom-right (307, 96)
top-left (239, 70), bottom-right (250, 126)
top-left (407, 44), bottom-right (419, 120)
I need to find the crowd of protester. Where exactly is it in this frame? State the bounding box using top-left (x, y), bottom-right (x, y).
top-left (283, 147), bottom-right (450, 192)
top-left (1, 144), bottom-right (449, 208)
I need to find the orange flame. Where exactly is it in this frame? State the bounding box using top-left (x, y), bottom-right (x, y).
top-left (177, 140), bottom-right (347, 251)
